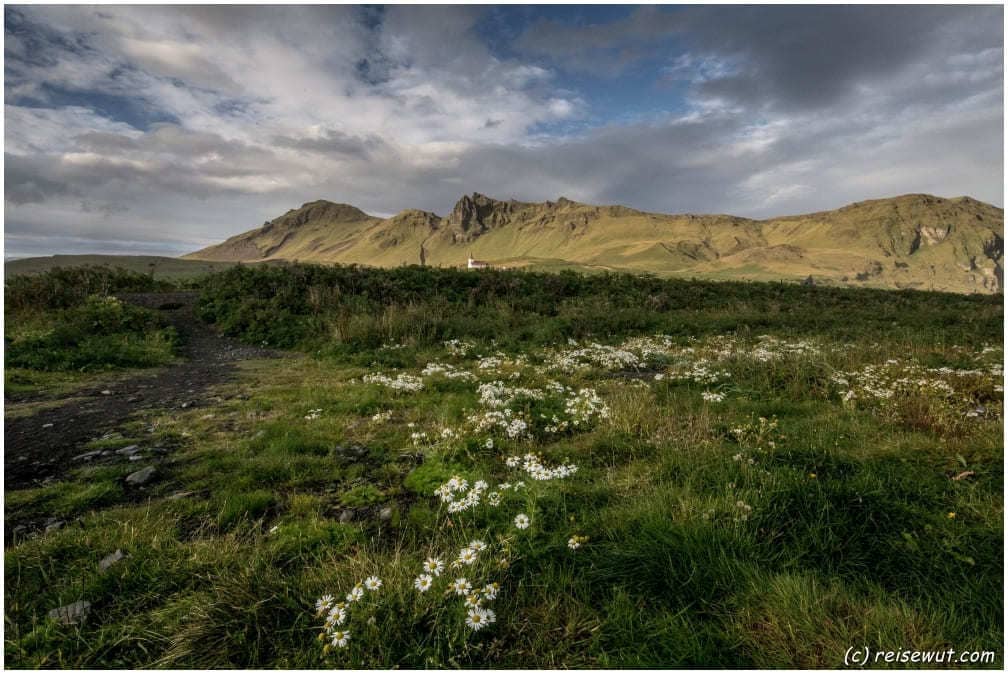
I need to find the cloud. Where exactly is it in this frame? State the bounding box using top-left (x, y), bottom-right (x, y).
top-left (3, 5), bottom-right (1003, 257)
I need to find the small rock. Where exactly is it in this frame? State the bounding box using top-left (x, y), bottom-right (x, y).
top-left (125, 466), bottom-right (157, 486)
top-left (339, 510), bottom-right (355, 523)
top-left (167, 491), bottom-right (193, 500)
top-left (45, 520), bottom-right (65, 533)
top-left (99, 549), bottom-right (127, 572)
top-left (128, 454), bottom-right (145, 461)
top-left (115, 445), bottom-right (142, 456)
top-left (72, 450), bottom-right (104, 462)
top-left (48, 600), bottom-right (91, 625)
top-left (378, 506), bottom-right (393, 522)
top-left (42, 423), bottom-right (54, 429)
top-left (100, 390), bottom-right (112, 396)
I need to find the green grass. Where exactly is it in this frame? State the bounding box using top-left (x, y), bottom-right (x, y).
top-left (4, 264), bottom-right (1003, 668)
top-left (4, 268), bottom-right (182, 396)
top-left (4, 255), bottom-right (239, 282)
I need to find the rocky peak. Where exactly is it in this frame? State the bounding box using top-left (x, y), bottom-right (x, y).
top-left (265, 200), bottom-right (371, 232)
top-left (447, 193), bottom-right (535, 231)
top-left (387, 209), bottom-right (442, 230)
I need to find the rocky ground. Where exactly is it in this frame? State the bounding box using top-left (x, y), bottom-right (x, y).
top-left (4, 292), bottom-right (276, 491)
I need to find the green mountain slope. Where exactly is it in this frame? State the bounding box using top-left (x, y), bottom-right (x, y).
top-left (186, 193), bottom-right (1004, 293)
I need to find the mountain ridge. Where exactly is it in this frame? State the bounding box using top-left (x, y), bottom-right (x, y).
top-left (185, 192), bottom-right (1004, 293)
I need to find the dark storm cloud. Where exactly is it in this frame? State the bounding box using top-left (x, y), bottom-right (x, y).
top-left (677, 5), bottom-right (1004, 111)
top-left (518, 5), bottom-right (1003, 110)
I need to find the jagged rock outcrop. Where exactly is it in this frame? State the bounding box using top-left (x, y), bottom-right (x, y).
top-left (444, 193), bottom-right (530, 240)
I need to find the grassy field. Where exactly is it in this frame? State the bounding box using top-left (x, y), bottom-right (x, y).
top-left (5, 255), bottom-right (243, 281)
top-left (3, 264), bottom-right (1004, 668)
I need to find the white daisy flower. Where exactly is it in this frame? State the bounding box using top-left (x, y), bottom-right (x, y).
top-left (458, 548), bottom-right (478, 565)
top-left (363, 576), bottom-right (382, 591)
top-left (464, 593), bottom-right (483, 608)
top-left (468, 539), bottom-right (487, 552)
top-left (414, 574), bottom-right (433, 592)
top-left (481, 583), bottom-right (499, 600)
top-left (315, 594), bottom-right (335, 615)
top-left (465, 608), bottom-right (489, 631)
top-left (451, 577), bottom-right (472, 595)
top-left (326, 606), bottom-right (347, 627)
top-left (346, 585), bottom-right (364, 603)
top-left (513, 513), bottom-right (530, 529)
top-left (330, 629), bottom-right (350, 648)
top-left (423, 557), bottom-right (444, 576)
top-left (482, 607), bottom-right (497, 624)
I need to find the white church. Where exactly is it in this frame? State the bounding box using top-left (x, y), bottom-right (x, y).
top-left (467, 252), bottom-right (491, 269)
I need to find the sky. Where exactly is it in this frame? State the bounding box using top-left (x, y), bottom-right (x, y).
top-left (4, 4), bottom-right (1004, 258)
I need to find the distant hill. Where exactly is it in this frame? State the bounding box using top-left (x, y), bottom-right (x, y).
top-left (4, 255), bottom-right (240, 281)
top-left (186, 193), bottom-right (1003, 293)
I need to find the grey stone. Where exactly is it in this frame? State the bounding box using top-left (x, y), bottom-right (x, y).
top-left (115, 445), bottom-right (141, 456)
top-left (45, 520), bottom-right (65, 533)
top-left (378, 506), bottom-right (394, 522)
top-left (168, 491), bottom-right (193, 500)
top-left (339, 510), bottom-right (355, 523)
top-left (125, 466), bottom-right (156, 486)
top-left (99, 549), bottom-right (127, 572)
top-left (48, 600), bottom-right (91, 625)
top-left (128, 454), bottom-right (145, 462)
top-left (72, 450), bottom-right (104, 462)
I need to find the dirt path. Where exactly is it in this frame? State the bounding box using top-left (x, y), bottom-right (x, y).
top-left (4, 292), bottom-right (277, 490)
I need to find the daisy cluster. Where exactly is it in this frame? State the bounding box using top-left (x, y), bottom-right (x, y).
top-left (468, 408), bottom-right (531, 439)
top-left (362, 372), bottom-right (425, 392)
top-left (505, 453), bottom-right (579, 481)
top-left (412, 544), bottom-right (500, 631)
top-left (435, 476), bottom-right (490, 513)
top-left (663, 360), bottom-right (732, 385)
top-left (314, 575), bottom-right (382, 652)
top-left (313, 433), bottom-right (585, 654)
top-left (421, 362), bottom-right (478, 382)
top-left (466, 380), bottom-right (610, 441)
top-left (831, 356), bottom-right (1003, 417)
top-left (478, 381), bottom-right (546, 408)
top-left (544, 341), bottom-right (645, 372)
top-left (750, 335), bottom-right (820, 361)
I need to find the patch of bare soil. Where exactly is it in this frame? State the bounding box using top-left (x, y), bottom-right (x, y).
top-left (4, 292), bottom-right (278, 490)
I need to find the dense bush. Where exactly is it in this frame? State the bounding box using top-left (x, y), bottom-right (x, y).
top-left (197, 263), bottom-right (1003, 350)
top-left (5, 264), bottom-right (175, 313)
top-left (6, 295), bottom-right (178, 371)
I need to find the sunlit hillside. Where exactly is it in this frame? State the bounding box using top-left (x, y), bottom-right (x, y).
top-left (186, 193), bottom-right (1004, 294)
